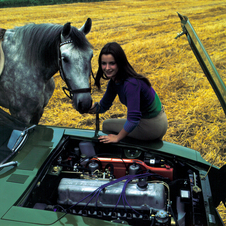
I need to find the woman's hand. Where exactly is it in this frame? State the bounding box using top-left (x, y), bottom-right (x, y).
top-left (98, 129), bottom-right (129, 143)
top-left (88, 102), bottom-right (100, 114)
top-left (98, 134), bottom-right (119, 143)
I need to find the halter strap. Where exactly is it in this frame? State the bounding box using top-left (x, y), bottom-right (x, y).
top-left (60, 40), bottom-right (73, 47)
top-left (58, 40), bottom-right (93, 99)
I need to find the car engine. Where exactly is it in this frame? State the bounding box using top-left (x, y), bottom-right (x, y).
top-left (24, 138), bottom-right (206, 226)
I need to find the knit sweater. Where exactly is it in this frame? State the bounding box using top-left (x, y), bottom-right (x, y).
top-left (99, 77), bottom-right (162, 133)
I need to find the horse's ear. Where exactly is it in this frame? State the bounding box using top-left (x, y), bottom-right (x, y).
top-left (62, 22), bottom-right (71, 38)
top-left (79, 18), bottom-right (92, 35)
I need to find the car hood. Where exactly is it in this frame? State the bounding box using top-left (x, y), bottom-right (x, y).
top-left (177, 13), bottom-right (226, 114)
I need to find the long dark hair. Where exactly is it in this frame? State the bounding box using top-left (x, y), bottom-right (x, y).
top-left (95, 42), bottom-right (151, 89)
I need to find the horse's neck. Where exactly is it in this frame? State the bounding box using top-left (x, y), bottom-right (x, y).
top-left (3, 31), bottom-right (59, 82)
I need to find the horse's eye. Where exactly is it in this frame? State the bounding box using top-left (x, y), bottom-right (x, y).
top-left (62, 56), bottom-right (69, 63)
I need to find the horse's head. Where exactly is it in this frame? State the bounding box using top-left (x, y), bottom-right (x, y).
top-left (59, 19), bottom-right (93, 114)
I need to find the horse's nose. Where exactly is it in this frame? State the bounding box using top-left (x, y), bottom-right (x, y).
top-left (73, 93), bottom-right (92, 114)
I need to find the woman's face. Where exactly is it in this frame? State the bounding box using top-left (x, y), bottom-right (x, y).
top-left (101, 54), bottom-right (118, 80)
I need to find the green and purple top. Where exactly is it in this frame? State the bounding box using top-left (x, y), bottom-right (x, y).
top-left (99, 77), bottom-right (162, 133)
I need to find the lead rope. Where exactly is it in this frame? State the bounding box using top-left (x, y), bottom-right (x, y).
top-left (94, 112), bottom-right (100, 138)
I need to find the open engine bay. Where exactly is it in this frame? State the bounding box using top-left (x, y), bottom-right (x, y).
top-left (21, 136), bottom-right (207, 226)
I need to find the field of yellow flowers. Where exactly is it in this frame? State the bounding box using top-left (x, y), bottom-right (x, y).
top-left (1, 0), bottom-right (226, 221)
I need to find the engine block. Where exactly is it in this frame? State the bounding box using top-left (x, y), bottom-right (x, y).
top-left (58, 178), bottom-right (166, 211)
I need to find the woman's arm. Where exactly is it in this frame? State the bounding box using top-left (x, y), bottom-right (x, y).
top-left (98, 128), bottom-right (129, 143)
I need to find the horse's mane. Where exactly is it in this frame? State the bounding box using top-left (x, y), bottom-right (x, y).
top-left (14, 23), bottom-right (92, 67)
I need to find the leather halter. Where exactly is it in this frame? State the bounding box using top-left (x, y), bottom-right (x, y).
top-left (58, 40), bottom-right (93, 99)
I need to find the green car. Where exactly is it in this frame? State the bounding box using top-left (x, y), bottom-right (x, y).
top-left (0, 14), bottom-right (225, 226)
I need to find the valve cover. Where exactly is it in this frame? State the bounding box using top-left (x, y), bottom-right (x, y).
top-left (58, 178), bottom-right (165, 211)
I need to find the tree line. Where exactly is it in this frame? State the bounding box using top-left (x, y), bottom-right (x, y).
top-left (0, 0), bottom-right (109, 8)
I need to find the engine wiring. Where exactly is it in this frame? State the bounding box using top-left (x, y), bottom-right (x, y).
top-left (67, 172), bottom-right (169, 216)
top-left (45, 171), bottom-right (170, 226)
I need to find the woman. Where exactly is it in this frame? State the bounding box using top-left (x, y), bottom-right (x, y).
top-left (89, 42), bottom-right (167, 143)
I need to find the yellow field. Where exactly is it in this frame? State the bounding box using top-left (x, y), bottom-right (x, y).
top-left (1, 0), bottom-right (226, 222)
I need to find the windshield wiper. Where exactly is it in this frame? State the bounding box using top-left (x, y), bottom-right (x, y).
top-left (0, 161), bottom-right (18, 169)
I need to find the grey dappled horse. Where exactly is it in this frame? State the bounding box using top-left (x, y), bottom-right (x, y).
top-left (0, 19), bottom-right (93, 124)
